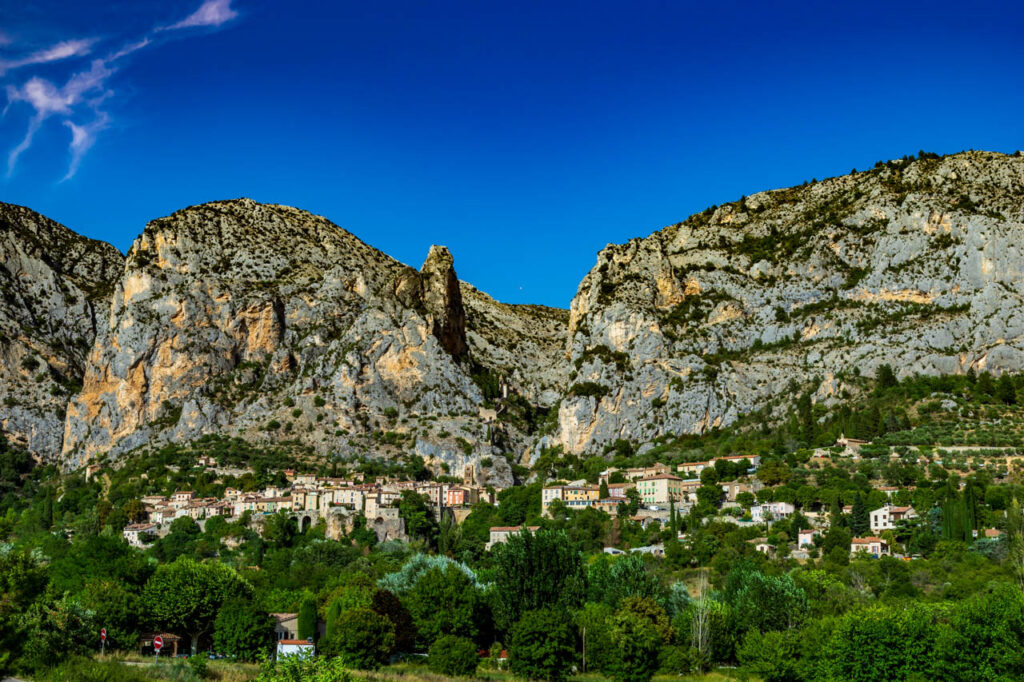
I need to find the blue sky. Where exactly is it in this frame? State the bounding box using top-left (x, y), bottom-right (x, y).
top-left (2, 1), bottom-right (1023, 308)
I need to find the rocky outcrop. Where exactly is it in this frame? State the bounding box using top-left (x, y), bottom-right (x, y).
top-left (8, 150), bottom-right (1024, 470)
top-left (0, 203), bottom-right (123, 459)
top-left (420, 246), bottom-right (468, 359)
top-left (556, 150), bottom-right (1024, 453)
top-left (57, 200), bottom-right (557, 481)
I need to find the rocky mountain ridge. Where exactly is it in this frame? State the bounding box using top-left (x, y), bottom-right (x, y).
top-left (557, 150), bottom-right (1024, 454)
top-left (2, 150), bottom-right (1023, 473)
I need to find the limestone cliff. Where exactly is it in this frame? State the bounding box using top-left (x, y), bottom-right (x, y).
top-left (58, 199), bottom-right (560, 483)
top-left (0, 203), bottom-right (123, 458)
top-left (557, 150), bottom-right (1024, 453)
top-left (7, 150), bottom-right (1024, 471)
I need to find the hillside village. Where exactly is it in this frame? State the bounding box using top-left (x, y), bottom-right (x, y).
top-left (117, 431), bottom-right (1010, 563)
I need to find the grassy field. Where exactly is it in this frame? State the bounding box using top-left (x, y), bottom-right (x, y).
top-left (29, 656), bottom-right (752, 682)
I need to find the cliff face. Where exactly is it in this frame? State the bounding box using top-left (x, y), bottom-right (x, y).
top-left (5, 150), bottom-right (1024, 470)
top-left (58, 199), bottom-right (563, 482)
top-left (558, 151), bottom-right (1024, 453)
top-left (0, 203), bottom-right (123, 458)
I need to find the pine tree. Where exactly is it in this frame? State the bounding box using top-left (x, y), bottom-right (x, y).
top-left (600, 480), bottom-right (610, 499)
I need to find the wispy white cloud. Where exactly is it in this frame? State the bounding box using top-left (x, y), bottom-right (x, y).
top-left (62, 110), bottom-right (109, 181)
top-left (3, 1), bottom-right (240, 179)
top-left (5, 60), bottom-right (112, 176)
top-left (0, 38), bottom-right (96, 76)
top-left (161, 0), bottom-right (238, 31)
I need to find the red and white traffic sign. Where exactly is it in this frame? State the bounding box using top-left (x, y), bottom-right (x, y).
top-left (100, 628), bottom-right (107, 642)
top-left (153, 635), bottom-right (164, 652)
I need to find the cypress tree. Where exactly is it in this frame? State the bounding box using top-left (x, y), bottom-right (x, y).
top-left (298, 596), bottom-right (317, 640)
top-left (850, 495), bottom-right (870, 536)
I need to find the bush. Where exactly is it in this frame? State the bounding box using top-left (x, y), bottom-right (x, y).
top-left (256, 655), bottom-right (353, 681)
top-left (188, 655), bottom-right (208, 678)
top-left (737, 630), bottom-right (801, 682)
top-left (568, 382), bottom-right (610, 399)
top-left (509, 609), bottom-right (576, 682)
top-left (428, 635), bottom-right (479, 677)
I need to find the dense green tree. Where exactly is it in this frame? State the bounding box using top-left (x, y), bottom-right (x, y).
top-left (996, 373), bottom-right (1018, 405)
top-left (17, 595), bottom-right (97, 672)
top-left (875, 364), bottom-right (898, 389)
top-left (607, 606), bottom-right (663, 682)
top-left (77, 577), bottom-right (140, 652)
top-left (509, 609), bottom-right (576, 682)
top-left (428, 635), bottom-right (479, 677)
top-left (49, 534), bottom-right (153, 593)
top-left (371, 589), bottom-right (416, 653)
top-left (403, 565), bottom-right (483, 646)
top-left (933, 583), bottom-right (1024, 681)
top-left (142, 557), bottom-right (253, 654)
top-left (398, 491), bottom-right (440, 546)
top-left (728, 569), bottom-right (808, 633)
top-left (575, 603), bottom-right (617, 674)
top-left (262, 511), bottom-right (298, 548)
top-left (491, 529), bottom-right (586, 632)
top-left (212, 599), bottom-right (275, 661)
top-left (322, 607), bottom-right (394, 670)
top-left (817, 604), bottom-right (940, 681)
top-left (587, 554), bottom-right (663, 608)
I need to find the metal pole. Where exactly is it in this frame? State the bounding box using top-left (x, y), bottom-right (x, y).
top-left (582, 626), bottom-right (586, 673)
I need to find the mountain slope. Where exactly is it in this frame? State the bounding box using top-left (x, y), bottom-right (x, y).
top-left (58, 199), bottom-right (563, 481)
top-left (556, 150), bottom-right (1024, 454)
top-left (0, 203), bottom-right (124, 458)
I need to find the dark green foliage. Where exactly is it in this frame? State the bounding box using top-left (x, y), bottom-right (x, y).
top-left (371, 589), bottom-right (416, 653)
top-left (297, 596), bottom-right (317, 640)
top-left (17, 595), bottom-right (97, 672)
top-left (398, 491), bottom-right (440, 546)
top-left (428, 635), bottom-right (479, 677)
top-left (586, 554), bottom-right (663, 608)
top-left (850, 494), bottom-right (870, 536)
top-left (403, 566), bottom-right (483, 646)
top-left (727, 567), bottom-right (809, 633)
top-left (875, 364), bottom-right (899, 389)
top-left (142, 557), bottom-right (253, 654)
top-left (509, 609), bottom-right (576, 682)
top-left (575, 345), bottom-right (631, 372)
top-left (737, 629), bottom-right (802, 682)
top-left (491, 529), bottom-right (586, 632)
top-left (212, 598), bottom-right (275, 661)
top-left (568, 382), bottom-right (611, 399)
top-left (322, 607), bottom-right (394, 670)
top-left (607, 598), bottom-right (672, 682)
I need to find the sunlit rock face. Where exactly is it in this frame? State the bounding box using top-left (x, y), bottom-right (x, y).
top-left (557, 151), bottom-right (1024, 453)
top-left (0, 203), bottom-right (123, 459)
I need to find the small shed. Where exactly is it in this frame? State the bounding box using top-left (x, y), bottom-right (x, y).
top-left (139, 632), bottom-right (182, 657)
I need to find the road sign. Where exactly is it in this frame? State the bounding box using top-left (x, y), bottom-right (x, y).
top-left (101, 628), bottom-right (107, 642)
top-left (154, 635), bottom-right (164, 652)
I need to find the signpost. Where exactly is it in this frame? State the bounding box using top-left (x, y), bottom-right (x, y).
top-left (154, 634), bottom-right (164, 660)
top-left (100, 627), bottom-right (106, 656)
